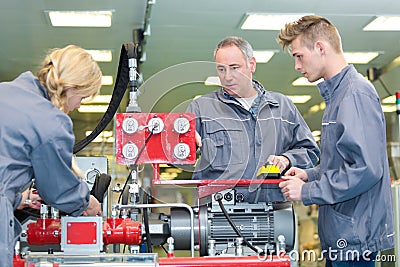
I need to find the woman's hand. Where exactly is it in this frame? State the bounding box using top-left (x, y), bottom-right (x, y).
top-left (82, 195), bottom-right (102, 216)
top-left (18, 189), bottom-right (42, 210)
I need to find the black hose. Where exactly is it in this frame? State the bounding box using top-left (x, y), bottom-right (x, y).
top-left (73, 43), bottom-right (137, 153)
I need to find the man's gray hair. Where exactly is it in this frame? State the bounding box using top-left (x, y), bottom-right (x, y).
top-left (214, 36), bottom-right (253, 60)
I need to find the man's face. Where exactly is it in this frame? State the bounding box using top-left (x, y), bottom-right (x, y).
top-left (291, 36), bottom-right (324, 83)
top-left (215, 45), bottom-right (256, 98)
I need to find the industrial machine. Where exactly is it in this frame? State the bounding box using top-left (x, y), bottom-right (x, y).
top-left (14, 112), bottom-right (295, 267)
top-left (13, 43), bottom-right (295, 266)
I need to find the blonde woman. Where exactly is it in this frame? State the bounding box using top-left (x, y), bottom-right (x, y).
top-left (0, 45), bottom-right (102, 265)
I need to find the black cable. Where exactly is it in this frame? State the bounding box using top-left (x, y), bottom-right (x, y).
top-left (143, 206), bottom-right (152, 253)
top-left (215, 194), bottom-right (264, 255)
top-left (141, 186), bottom-right (153, 253)
top-left (118, 171), bottom-right (132, 205)
top-left (117, 130), bottom-right (154, 204)
top-left (16, 208), bottom-right (41, 218)
top-left (160, 244), bottom-right (168, 254)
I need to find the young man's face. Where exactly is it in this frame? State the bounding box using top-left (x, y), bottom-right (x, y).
top-left (215, 45), bottom-right (256, 98)
top-left (291, 36), bottom-right (324, 83)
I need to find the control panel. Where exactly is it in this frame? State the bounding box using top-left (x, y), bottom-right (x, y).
top-left (115, 113), bottom-right (196, 165)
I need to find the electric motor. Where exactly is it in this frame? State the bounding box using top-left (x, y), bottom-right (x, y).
top-left (170, 189), bottom-right (295, 256)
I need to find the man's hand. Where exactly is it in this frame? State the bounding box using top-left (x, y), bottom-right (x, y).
top-left (267, 155), bottom-right (290, 173)
top-left (82, 195), bottom-right (102, 216)
top-left (279, 176), bottom-right (305, 201)
top-left (283, 167), bottom-right (308, 182)
top-left (279, 167), bottom-right (308, 201)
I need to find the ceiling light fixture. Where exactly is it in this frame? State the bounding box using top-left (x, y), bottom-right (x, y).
top-left (47, 10), bottom-right (113, 27)
top-left (382, 95), bottom-right (395, 104)
top-left (363, 16), bottom-right (400, 31)
top-left (204, 76), bottom-right (221, 86)
top-left (101, 76), bottom-right (114, 86)
top-left (286, 95), bottom-right (312, 104)
top-left (82, 95), bottom-right (112, 104)
top-left (344, 52), bottom-right (380, 64)
top-left (86, 130), bottom-right (113, 137)
top-left (381, 105), bottom-right (396, 112)
top-left (292, 77), bottom-right (323, 86)
top-left (86, 50), bottom-right (113, 62)
top-left (253, 50), bottom-right (276, 63)
top-left (78, 105), bottom-right (108, 113)
top-left (241, 13), bottom-right (312, 30)
top-left (311, 130), bottom-right (321, 137)
top-left (92, 136), bottom-right (115, 143)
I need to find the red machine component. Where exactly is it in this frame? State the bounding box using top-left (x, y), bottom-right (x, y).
top-left (26, 218), bottom-right (61, 245)
top-left (115, 113), bottom-right (196, 165)
top-left (66, 221), bottom-right (98, 245)
top-left (12, 254), bottom-right (24, 267)
top-left (159, 255), bottom-right (291, 267)
top-left (26, 218), bottom-right (141, 246)
top-left (103, 218), bottom-right (142, 245)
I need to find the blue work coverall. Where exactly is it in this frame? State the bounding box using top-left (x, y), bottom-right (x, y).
top-left (0, 72), bottom-right (91, 266)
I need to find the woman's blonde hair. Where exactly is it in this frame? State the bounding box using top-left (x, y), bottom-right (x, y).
top-left (37, 45), bottom-right (102, 113)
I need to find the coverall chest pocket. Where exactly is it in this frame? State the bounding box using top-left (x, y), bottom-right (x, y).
top-left (202, 120), bottom-right (245, 168)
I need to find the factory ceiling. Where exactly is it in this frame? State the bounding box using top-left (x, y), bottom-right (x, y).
top-left (2, 0), bottom-right (400, 158)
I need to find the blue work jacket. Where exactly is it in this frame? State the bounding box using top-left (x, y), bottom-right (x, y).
top-left (188, 80), bottom-right (320, 202)
top-left (303, 65), bottom-right (395, 257)
top-left (0, 72), bottom-right (90, 265)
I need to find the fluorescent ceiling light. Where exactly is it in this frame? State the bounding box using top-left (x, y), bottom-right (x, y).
top-left (47, 11), bottom-right (113, 27)
top-left (82, 95), bottom-right (112, 104)
top-left (287, 95), bottom-right (312, 104)
top-left (343, 52), bottom-right (380, 64)
top-left (253, 50), bottom-right (275, 63)
top-left (382, 95), bottom-right (395, 104)
top-left (101, 76), bottom-right (114, 86)
top-left (92, 136), bottom-right (115, 143)
top-left (204, 76), bottom-right (221, 86)
top-left (78, 105), bottom-right (108, 113)
top-left (363, 16), bottom-right (400, 31)
top-left (308, 102), bottom-right (326, 114)
top-left (159, 172), bottom-right (178, 180)
top-left (381, 105), bottom-right (396, 112)
top-left (86, 50), bottom-right (113, 62)
top-left (292, 77), bottom-right (323, 86)
top-left (241, 13), bottom-right (311, 30)
top-left (86, 130), bottom-right (113, 137)
top-left (311, 130), bottom-right (321, 137)
top-left (86, 131), bottom-right (113, 144)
